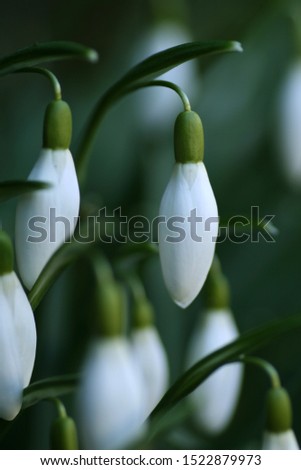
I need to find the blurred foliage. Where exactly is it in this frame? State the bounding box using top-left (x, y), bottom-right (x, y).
top-left (1, 0), bottom-right (301, 450)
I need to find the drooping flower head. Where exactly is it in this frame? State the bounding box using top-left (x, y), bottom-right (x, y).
top-left (185, 258), bottom-right (243, 435)
top-left (15, 99), bottom-right (80, 290)
top-left (0, 230), bottom-right (36, 420)
top-left (131, 290), bottom-right (169, 416)
top-left (77, 270), bottom-right (146, 449)
top-left (262, 387), bottom-right (299, 450)
top-left (159, 110), bottom-right (218, 308)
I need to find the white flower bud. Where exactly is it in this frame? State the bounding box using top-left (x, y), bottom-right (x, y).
top-left (262, 430), bottom-right (299, 450)
top-left (132, 326), bottom-right (169, 416)
top-left (159, 162), bottom-right (218, 308)
top-left (0, 271), bottom-right (36, 420)
top-left (186, 308), bottom-right (243, 435)
top-left (77, 338), bottom-right (147, 450)
top-left (15, 148), bottom-right (80, 289)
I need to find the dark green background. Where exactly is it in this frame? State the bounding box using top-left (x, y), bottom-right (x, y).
top-left (0, 0), bottom-right (301, 449)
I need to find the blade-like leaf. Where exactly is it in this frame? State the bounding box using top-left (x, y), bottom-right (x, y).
top-left (0, 180), bottom-right (51, 204)
top-left (112, 40), bottom-right (242, 92)
top-left (0, 41), bottom-right (98, 76)
top-left (28, 216), bottom-right (156, 309)
top-left (22, 374), bottom-right (79, 410)
top-left (28, 235), bottom-right (93, 310)
top-left (76, 40), bottom-right (242, 181)
top-left (150, 313), bottom-right (301, 420)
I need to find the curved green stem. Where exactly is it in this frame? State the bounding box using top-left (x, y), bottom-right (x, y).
top-left (75, 80), bottom-right (191, 185)
top-left (238, 355), bottom-right (281, 389)
top-left (15, 67), bottom-right (62, 100)
top-left (128, 80), bottom-right (191, 111)
top-left (49, 398), bottom-right (67, 418)
top-left (75, 39), bottom-right (242, 185)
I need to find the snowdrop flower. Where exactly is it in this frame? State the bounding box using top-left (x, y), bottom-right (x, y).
top-left (15, 100), bottom-right (80, 289)
top-left (186, 308), bottom-right (243, 435)
top-left (78, 338), bottom-right (146, 450)
top-left (131, 295), bottom-right (169, 416)
top-left (278, 59), bottom-right (301, 189)
top-left (0, 230), bottom-right (36, 420)
top-left (132, 20), bottom-right (198, 130)
top-left (262, 387), bottom-right (299, 450)
top-left (159, 110), bottom-right (218, 308)
top-left (77, 275), bottom-right (146, 449)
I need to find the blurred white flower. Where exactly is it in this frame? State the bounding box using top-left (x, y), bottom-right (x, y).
top-left (77, 337), bottom-right (147, 450)
top-left (132, 326), bottom-right (169, 416)
top-left (132, 21), bottom-right (198, 130)
top-left (0, 271), bottom-right (36, 420)
top-left (186, 308), bottom-right (243, 435)
top-left (159, 162), bottom-right (218, 308)
top-left (15, 148), bottom-right (80, 290)
top-left (262, 430), bottom-right (299, 450)
top-left (278, 60), bottom-right (301, 189)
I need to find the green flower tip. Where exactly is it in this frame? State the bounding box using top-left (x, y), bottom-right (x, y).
top-left (133, 296), bottom-right (154, 329)
top-left (174, 110), bottom-right (204, 164)
top-left (95, 281), bottom-right (124, 337)
top-left (50, 416), bottom-right (78, 450)
top-left (0, 230), bottom-right (14, 275)
top-left (266, 387), bottom-right (293, 433)
top-left (43, 100), bottom-right (72, 149)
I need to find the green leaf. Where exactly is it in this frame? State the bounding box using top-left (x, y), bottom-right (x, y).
top-left (76, 40), bottom-right (242, 182)
top-left (28, 216), bottom-right (158, 310)
top-left (22, 374), bottom-right (79, 410)
top-left (150, 313), bottom-right (301, 420)
top-left (0, 41), bottom-right (98, 76)
top-left (0, 180), bottom-right (51, 203)
top-left (112, 40), bottom-right (242, 92)
top-left (28, 235), bottom-right (93, 310)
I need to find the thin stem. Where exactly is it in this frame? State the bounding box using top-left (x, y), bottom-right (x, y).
top-left (90, 250), bottom-right (114, 284)
top-left (75, 80), bottom-right (191, 185)
top-left (49, 398), bottom-right (67, 418)
top-left (237, 355), bottom-right (281, 389)
top-left (127, 273), bottom-right (147, 302)
top-left (15, 67), bottom-right (62, 100)
top-left (127, 80), bottom-right (191, 111)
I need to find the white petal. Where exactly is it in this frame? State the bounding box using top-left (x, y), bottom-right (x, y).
top-left (278, 60), bottom-right (301, 189)
top-left (15, 149), bottom-right (80, 289)
top-left (0, 282), bottom-right (23, 420)
top-left (132, 326), bottom-right (169, 415)
top-left (159, 162), bottom-right (218, 308)
top-left (262, 430), bottom-right (299, 450)
top-left (186, 309), bottom-right (243, 435)
top-left (1, 272), bottom-right (36, 387)
top-left (77, 338), bottom-right (147, 450)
